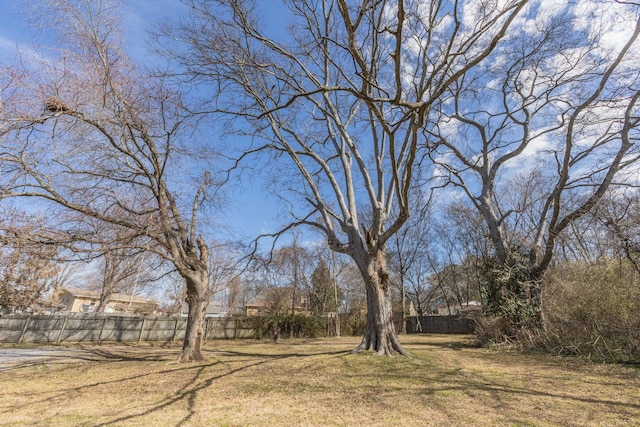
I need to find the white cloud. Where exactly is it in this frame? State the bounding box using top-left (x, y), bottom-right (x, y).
top-left (502, 133), bottom-right (552, 172)
top-left (0, 36), bottom-right (18, 63)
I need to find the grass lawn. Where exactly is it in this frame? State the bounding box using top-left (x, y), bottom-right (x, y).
top-left (0, 334), bottom-right (638, 426)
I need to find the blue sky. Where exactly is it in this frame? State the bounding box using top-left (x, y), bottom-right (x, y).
top-left (0, 0), bottom-right (288, 244)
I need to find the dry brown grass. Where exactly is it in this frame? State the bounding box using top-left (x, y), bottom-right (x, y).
top-left (0, 335), bottom-right (638, 426)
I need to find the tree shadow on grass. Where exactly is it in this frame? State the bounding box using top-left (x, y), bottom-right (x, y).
top-left (400, 335), bottom-right (475, 350)
top-left (91, 345), bottom-right (355, 426)
top-left (1, 344), bottom-right (351, 427)
top-left (219, 348), bottom-right (350, 359)
top-left (90, 359), bottom-right (269, 427)
top-left (420, 371), bottom-right (640, 414)
top-left (0, 348), bottom-right (174, 373)
top-left (5, 339), bottom-right (638, 426)
top-left (0, 342), bottom-right (184, 372)
top-left (76, 345), bottom-right (178, 362)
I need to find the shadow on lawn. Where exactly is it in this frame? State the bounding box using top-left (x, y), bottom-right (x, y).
top-left (6, 339), bottom-right (639, 426)
top-left (8, 344), bottom-right (343, 427)
top-left (219, 348), bottom-right (350, 359)
top-left (0, 346), bottom-right (153, 373)
top-left (90, 360), bottom-right (266, 427)
top-left (419, 371), bottom-right (640, 415)
top-left (1, 354), bottom-right (254, 426)
top-left (76, 345), bottom-right (177, 362)
top-left (400, 336), bottom-right (474, 351)
top-left (90, 347), bottom-right (350, 427)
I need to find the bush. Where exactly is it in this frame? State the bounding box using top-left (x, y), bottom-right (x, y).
top-left (481, 253), bottom-right (541, 329)
top-left (475, 252), bottom-right (542, 346)
top-left (343, 311), bottom-right (366, 337)
top-left (253, 314), bottom-right (327, 340)
top-left (251, 313), bottom-right (368, 340)
top-left (471, 258), bottom-right (640, 363)
top-left (540, 261), bottom-right (640, 363)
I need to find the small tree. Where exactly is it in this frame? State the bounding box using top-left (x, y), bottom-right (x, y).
top-left (309, 259), bottom-right (343, 316)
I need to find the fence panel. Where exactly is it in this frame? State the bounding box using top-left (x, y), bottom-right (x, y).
top-left (0, 315), bottom-right (268, 344)
top-left (0, 314), bottom-right (373, 344)
top-left (234, 317), bottom-right (259, 339)
top-left (100, 317), bottom-right (144, 342)
top-left (141, 317), bottom-right (179, 341)
top-left (406, 315), bottom-right (475, 334)
top-left (60, 317), bottom-right (104, 342)
top-left (19, 316), bottom-right (67, 343)
top-left (0, 316), bottom-right (30, 343)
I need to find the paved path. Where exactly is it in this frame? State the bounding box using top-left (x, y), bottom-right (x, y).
top-left (0, 347), bottom-right (99, 371)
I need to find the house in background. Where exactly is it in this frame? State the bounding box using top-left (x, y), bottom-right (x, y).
top-left (180, 300), bottom-right (228, 318)
top-left (244, 301), bottom-right (270, 317)
top-left (403, 299), bottom-right (418, 317)
top-left (431, 300), bottom-right (482, 316)
top-left (55, 288), bottom-right (159, 315)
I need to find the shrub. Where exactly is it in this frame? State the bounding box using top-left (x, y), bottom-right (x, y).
top-left (343, 311), bottom-right (366, 337)
top-left (541, 260), bottom-right (640, 363)
top-left (254, 314), bottom-right (327, 339)
top-left (476, 252), bottom-right (541, 345)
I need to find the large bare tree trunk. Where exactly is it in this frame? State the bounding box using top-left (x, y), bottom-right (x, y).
top-left (352, 250), bottom-right (409, 356)
top-left (179, 270), bottom-right (209, 363)
top-left (177, 236), bottom-right (210, 363)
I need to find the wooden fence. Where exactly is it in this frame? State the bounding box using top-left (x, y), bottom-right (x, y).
top-left (406, 315), bottom-right (475, 334)
top-left (0, 315), bottom-right (258, 344)
top-left (0, 314), bottom-right (475, 344)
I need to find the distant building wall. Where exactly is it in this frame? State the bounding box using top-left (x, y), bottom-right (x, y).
top-left (56, 288), bottom-right (158, 315)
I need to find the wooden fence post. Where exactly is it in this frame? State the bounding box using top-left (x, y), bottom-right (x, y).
top-left (17, 316), bottom-right (31, 344)
top-left (56, 315), bottom-right (69, 343)
top-left (171, 318), bottom-right (179, 342)
top-left (138, 317), bottom-right (147, 343)
top-left (98, 317), bottom-right (107, 344)
top-left (233, 318), bottom-right (238, 340)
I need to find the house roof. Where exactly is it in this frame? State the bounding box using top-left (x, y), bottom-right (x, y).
top-left (60, 287), bottom-right (158, 306)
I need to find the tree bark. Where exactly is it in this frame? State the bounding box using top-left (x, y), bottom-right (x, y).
top-left (179, 271), bottom-right (209, 363)
top-left (351, 250), bottom-right (409, 356)
top-left (177, 236), bottom-right (210, 363)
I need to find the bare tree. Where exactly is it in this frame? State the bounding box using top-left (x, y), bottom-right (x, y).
top-left (169, 0), bottom-right (526, 355)
top-left (160, 273), bottom-right (188, 316)
top-left (308, 258), bottom-right (344, 316)
top-left (249, 241), bottom-right (313, 319)
top-left (0, 1), bottom-right (216, 362)
top-left (388, 188), bottom-right (434, 328)
top-left (207, 241), bottom-right (244, 314)
top-left (426, 2), bottom-right (640, 324)
top-left (78, 221), bottom-right (154, 314)
top-left (225, 275), bottom-right (243, 315)
top-left (595, 190), bottom-right (640, 274)
top-left (0, 212), bottom-right (59, 314)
